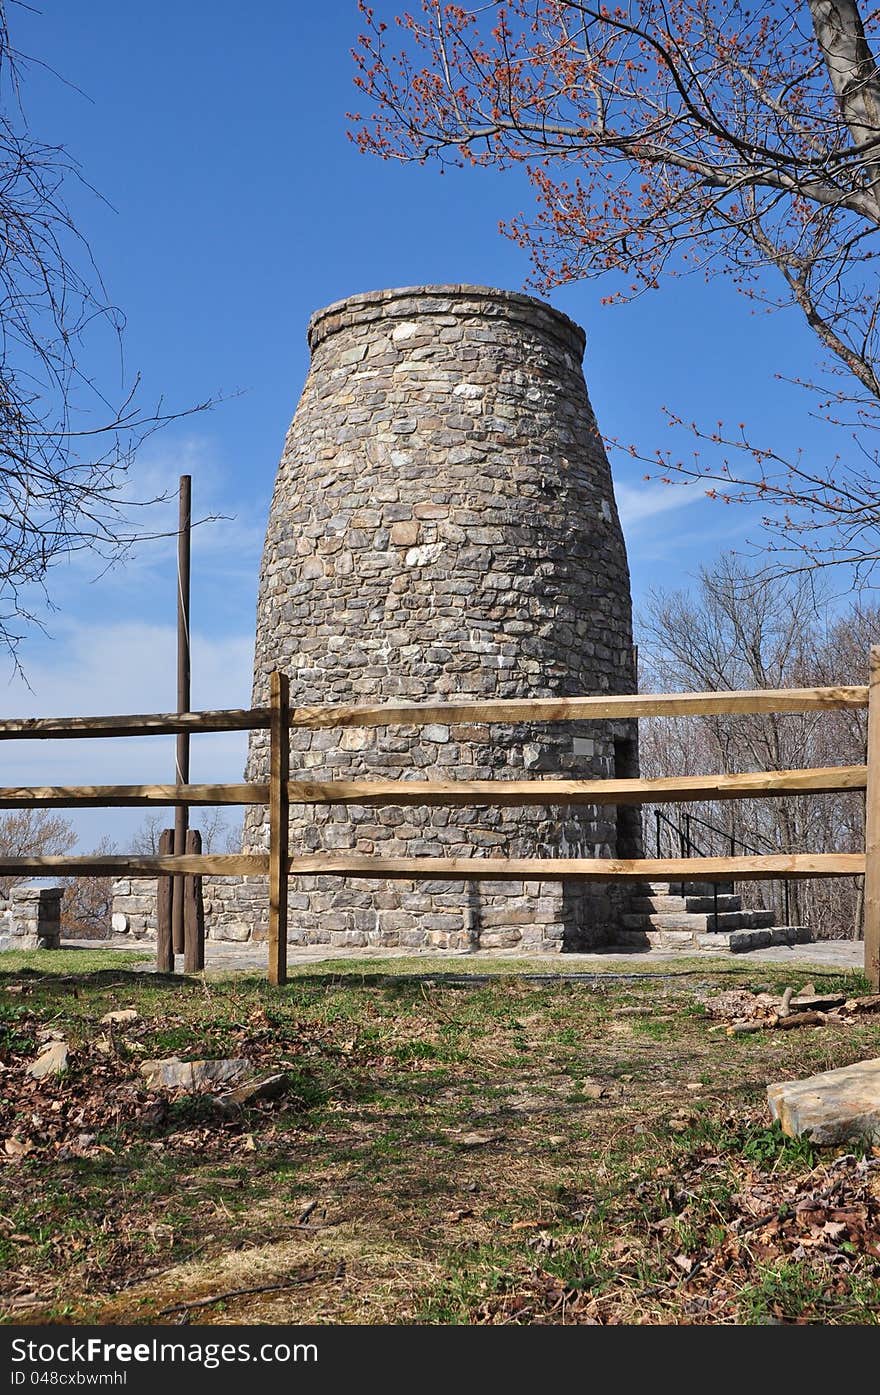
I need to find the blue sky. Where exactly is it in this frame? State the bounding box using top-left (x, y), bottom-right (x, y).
top-left (2, 1), bottom-right (845, 846)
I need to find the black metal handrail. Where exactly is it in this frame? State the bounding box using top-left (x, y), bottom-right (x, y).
top-left (652, 807), bottom-right (791, 927)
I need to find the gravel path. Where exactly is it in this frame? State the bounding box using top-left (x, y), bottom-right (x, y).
top-left (63, 937), bottom-right (867, 973)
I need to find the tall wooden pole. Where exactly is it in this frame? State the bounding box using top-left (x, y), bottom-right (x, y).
top-left (172, 475), bottom-right (191, 960)
top-left (268, 670), bottom-right (289, 987)
top-left (864, 646), bottom-right (880, 989)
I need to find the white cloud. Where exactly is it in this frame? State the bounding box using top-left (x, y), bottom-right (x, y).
top-left (1, 619), bottom-right (254, 847)
top-left (51, 434), bottom-right (267, 608)
top-left (614, 479), bottom-right (704, 529)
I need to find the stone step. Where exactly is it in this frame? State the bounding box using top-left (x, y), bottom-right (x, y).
top-left (629, 894), bottom-right (742, 914)
top-left (728, 925), bottom-right (812, 952)
top-left (742, 909), bottom-right (777, 929)
top-left (621, 908), bottom-right (776, 934)
top-left (682, 894), bottom-right (744, 913)
top-left (611, 928), bottom-right (699, 949)
top-left (646, 880), bottom-right (735, 897)
top-left (609, 925), bottom-right (812, 954)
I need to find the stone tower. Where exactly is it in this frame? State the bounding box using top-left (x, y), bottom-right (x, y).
top-left (240, 284), bottom-right (639, 952)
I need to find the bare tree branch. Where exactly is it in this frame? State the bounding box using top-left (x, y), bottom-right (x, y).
top-left (351, 2), bottom-right (880, 575)
top-left (0, 3), bottom-right (217, 665)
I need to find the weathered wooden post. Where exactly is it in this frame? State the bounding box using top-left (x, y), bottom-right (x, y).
top-left (864, 646), bottom-right (880, 990)
top-left (268, 670), bottom-right (290, 986)
top-left (156, 826), bottom-right (174, 973)
top-left (183, 827), bottom-right (205, 973)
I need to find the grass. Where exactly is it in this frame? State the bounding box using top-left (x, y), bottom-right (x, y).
top-left (0, 954), bottom-right (877, 1325)
top-left (0, 949), bottom-right (150, 975)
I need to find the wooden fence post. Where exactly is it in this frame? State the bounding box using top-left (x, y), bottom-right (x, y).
top-left (864, 646), bottom-right (880, 990)
top-left (156, 826), bottom-right (175, 973)
top-left (183, 828), bottom-right (205, 973)
top-left (171, 876), bottom-right (185, 956)
top-left (268, 670), bottom-right (289, 986)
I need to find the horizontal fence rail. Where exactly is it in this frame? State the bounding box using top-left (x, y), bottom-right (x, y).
top-left (0, 684), bottom-right (868, 743)
top-left (0, 784), bottom-right (268, 808)
top-left (283, 766), bottom-right (867, 806)
top-left (288, 853), bottom-right (867, 881)
top-left (0, 765), bottom-right (867, 811)
top-left (0, 852), bottom-right (864, 881)
top-left (0, 709), bottom-right (268, 740)
top-left (1, 668), bottom-right (877, 990)
top-left (0, 854), bottom-right (268, 877)
top-left (280, 686), bottom-right (869, 729)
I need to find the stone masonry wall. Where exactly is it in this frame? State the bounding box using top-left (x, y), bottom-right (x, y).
top-left (239, 284), bottom-right (639, 952)
top-left (111, 874), bottom-right (268, 943)
top-left (0, 882), bottom-right (62, 950)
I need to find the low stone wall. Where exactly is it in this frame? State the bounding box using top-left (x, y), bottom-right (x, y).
top-left (110, 872), bottom-right (618, 952)
top-left (111, 875), bottom-right (269, 944)
top-left (110, 878), bottom-right (156, 939)
top-left (0, 882), bottom-right (63, 950)
top-left (204, 876), bottom-right (269, 942)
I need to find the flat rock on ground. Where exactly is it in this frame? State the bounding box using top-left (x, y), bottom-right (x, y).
top-left (140, 1057), bottom-right (253, 1093)
top-left (767, 1058), bottom-right (880, 1147)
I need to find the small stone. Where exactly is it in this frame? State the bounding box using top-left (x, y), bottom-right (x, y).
top-left (390, 521), bottom-right (419, 547)
top-left (3, 1137), bottom-right (32, 1158)
top-left (391, 321), bottom-right (419, 342)
top-left (767, 1057), bottom-right (880, 1146)
top-left (100, 1009), bottom-right (139, 1026)
top-left (339, 728), bottom-right (369, 751)
top-left (27, 1041), bottom-right (69, 1079)
top-left (422, 724), bottom-right (450, 744)
top-left (404, 541), bottom-right (445, 567)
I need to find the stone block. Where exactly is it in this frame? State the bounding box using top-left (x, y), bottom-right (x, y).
top-left (390, 521), bottom-right (420, 547)
top-left (480, 930), bottom-right (523, 949)
top-left (729, 928), bottom-right (772, 952)
top-left (210, 922), bottom-right (252, 942)
top-left (767, 1058), bottom-right (880, 1147)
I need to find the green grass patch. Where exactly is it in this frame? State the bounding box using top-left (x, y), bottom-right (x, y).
top-left (0, 949), bottom-right (150, 975)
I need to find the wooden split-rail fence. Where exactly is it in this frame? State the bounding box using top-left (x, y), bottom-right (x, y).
top-left (1, 658), bottom-right (879, 990)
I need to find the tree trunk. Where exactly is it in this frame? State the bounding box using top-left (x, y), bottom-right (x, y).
top-left (809, 0), bottom-right (880, 213)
